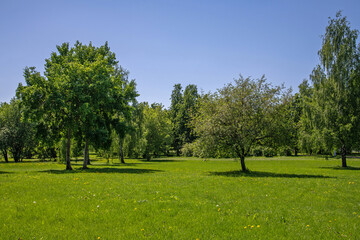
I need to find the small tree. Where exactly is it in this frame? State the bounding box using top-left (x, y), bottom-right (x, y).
top-left (193, 75), bottom-right (290, 171)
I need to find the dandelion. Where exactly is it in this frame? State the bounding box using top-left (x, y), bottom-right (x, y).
top-left (306, 225), bottom-right (309, 227)
top-left (97, 237), bottom-right (101, 239)
top-left (141, 229), bottom-right (144, 231)
top-left (251, 225), bottom-right (254, 228)
top-left (218, 208), bottom-right (221, 212)
top-left (329, 220), bottom-right (332, 222)
top-left (257, 225), bottom-right (260, 228)
top-left (244, 226), bottom-right (247, 229)
top-left (134, 208), bottom-right (137, 211)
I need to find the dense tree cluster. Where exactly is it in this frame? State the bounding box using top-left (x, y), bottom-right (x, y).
top-left (1, 12), bottom-right (359, 170)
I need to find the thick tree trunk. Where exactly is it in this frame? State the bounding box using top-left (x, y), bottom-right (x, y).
top-left (119, 137), bottom-right (125, 164)
top-left (341, 145), bottom-right (347, 168)
top-left (83, 139), bottom-right (89, 169)
top-left (240, 155), bottom-right (247, 172)
top-left (66, 129), bottom-right (72, 170)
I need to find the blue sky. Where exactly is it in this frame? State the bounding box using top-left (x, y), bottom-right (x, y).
top-left (1, 0), bottom-right (359, 107)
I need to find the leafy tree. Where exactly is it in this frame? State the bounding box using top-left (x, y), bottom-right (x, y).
top-left (170, 84), bottom-right (184, 155)
top-left (181, 84), bottom-right (199, 143)
top-left (0, 99), bottom-right (34, 162)
top-left (193, 75), bottom-right (290, 171)
top-left (143, 103), bottom-right (172, 160)
top-left (17, 41), bottom-right (134, 170)
top-left (304, 12), bottom-right (360, 167)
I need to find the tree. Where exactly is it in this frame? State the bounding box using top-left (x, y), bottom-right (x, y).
top-left (170, 84), bottom-right (184, 155)
top-left (181, 84), bottom-right (199, 143)
top-left (143, 103), bottom-right (172, 160)
top-left (193, 75), bottom-right (290, 171)
top-left (0, 99), bottom-right (34, 162)
top-left (305, 12), bottom-right (360, 167)
top-left (17, 41), bottom-right (135, 170)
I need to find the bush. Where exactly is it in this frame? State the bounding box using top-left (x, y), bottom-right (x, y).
top-left (279, 147), bottom-right (292, 156)
top-left (252, 147), bottom-right (263, 156)
top-left (181, 143), bottom-right (194, 157)
top-left (263, 147), bottom-right (277, 157)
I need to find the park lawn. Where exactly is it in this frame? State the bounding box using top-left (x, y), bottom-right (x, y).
top-left (0, 156), bottom-right (359, 239)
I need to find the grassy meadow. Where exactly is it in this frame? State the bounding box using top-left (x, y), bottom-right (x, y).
top-left (0, 156), bottom-right (359, 239)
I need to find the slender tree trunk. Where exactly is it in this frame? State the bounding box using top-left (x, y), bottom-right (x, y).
top-left (294, 147), bottom-right (298, 156)
top-left (83, 139), bottom-right (89, 169)
top-left (240, 155), bottom-right (247, 172)
top-left (341, 145), bottom-right (347, 168)
top-left (119, 137), bottom-right (125, 164)
top-left (66, 129), bottom-right (72, 170)
top-left (2, 150), bottom-right (8, 163)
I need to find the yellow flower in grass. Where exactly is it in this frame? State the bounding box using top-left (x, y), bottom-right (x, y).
top-left (97, 237), bottom-right (101, 239)
top-left (257, 225), bottom-right (260, 228)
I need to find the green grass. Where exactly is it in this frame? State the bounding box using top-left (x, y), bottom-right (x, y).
top-left (0, 156), bottom-right (359, 239)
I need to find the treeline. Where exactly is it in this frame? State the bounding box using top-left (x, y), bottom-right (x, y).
top-left (0, 12), bottom-right (359, 170)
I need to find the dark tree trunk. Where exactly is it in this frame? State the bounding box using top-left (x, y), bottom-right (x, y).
top-left (2, 150), bottom-right (8, 163)
top-left (294, 147), bottom-right (298, 156)
top-left (66, 129), bottom-right (72, 170)
top-left (341, 145), bottom-right (347, 168)
top-left (240, 155), bottom-right (247, 172)
top-left (83, 139), bottom-right (89, 169)
top-left (119, 137), bottom-right (125, 164)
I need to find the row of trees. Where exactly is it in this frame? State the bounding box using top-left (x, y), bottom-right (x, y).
top-left (0, 12), bottom-right (359, 170)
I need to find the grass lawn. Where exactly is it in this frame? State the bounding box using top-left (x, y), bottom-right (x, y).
top-left (0, 156), bottom-right (359, 239)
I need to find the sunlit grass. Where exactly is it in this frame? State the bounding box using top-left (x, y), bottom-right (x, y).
top-left (0, 156), bottom-right (359, 239)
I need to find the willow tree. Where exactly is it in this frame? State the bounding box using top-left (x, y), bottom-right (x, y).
top-left (193, 76), bottom-right (291, 171)
top-left (307, 12), bottom-right (360, 167)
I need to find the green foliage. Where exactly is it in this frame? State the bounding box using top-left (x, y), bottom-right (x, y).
top-left (170, 84), bottom-right (199, 155)
top-left (143, 103), bottom-right (172, 160)
top-left (0, 99), bottom-right (34, 162)
top-left (300, 12), bottom-right (360, 167)
top-left (17, 41), bottom-right (137, 169)
top-left (193, 75), bottom-right (291, 171)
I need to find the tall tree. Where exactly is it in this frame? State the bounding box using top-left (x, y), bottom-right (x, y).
top-left (193, 76), bottom-right (290, 171)
top-left (306, 12), bottom-right (360, 167)
top-left (17, 41), bottom-right (134, 170)
top-left (181, 84), bottom-right (199, 143)
top-left (170, 84), bottom-right (184, 155)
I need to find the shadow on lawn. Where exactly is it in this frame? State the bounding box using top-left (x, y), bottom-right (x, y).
top-left (0, 171), bottom-right (12, 174)
top-left (39, 167), bottom-right (163, 174)
top-left (209, 170), bottom-right (335, 179)
top-left (140, 159), bottom-right (185, 163)
top-left (320, 166), bottom-right (360, 171)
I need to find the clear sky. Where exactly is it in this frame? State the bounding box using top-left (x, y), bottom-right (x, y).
top-left (1, 0), bottom-right (359, 107)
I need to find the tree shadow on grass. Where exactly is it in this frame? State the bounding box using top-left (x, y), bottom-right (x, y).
top-left (209, 170), bottom-right (335, 179)
top-left (39, 167), bottom-right (163, 174)
top-left (140, 159), bottom-right (185, 163)
top-left (0, 171), bottom-right (12, 174)
top-left (320, 166), bottom-right (360, 171)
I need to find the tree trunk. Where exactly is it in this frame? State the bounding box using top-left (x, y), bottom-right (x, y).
top-left (240, 155), bottom-right (247, 172)
top-left (119, 137), bottom-right (125, 164)
top-left (83, 139), bottom-right (89, 169)
top-left (341, 145), bottom-right (347, 168)
top-left (2, 150), bottom-right (8, 163)
top-left (294, 147), bottom-right (298, 156)
top-left (66, 129), bottom-right (72, 170)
